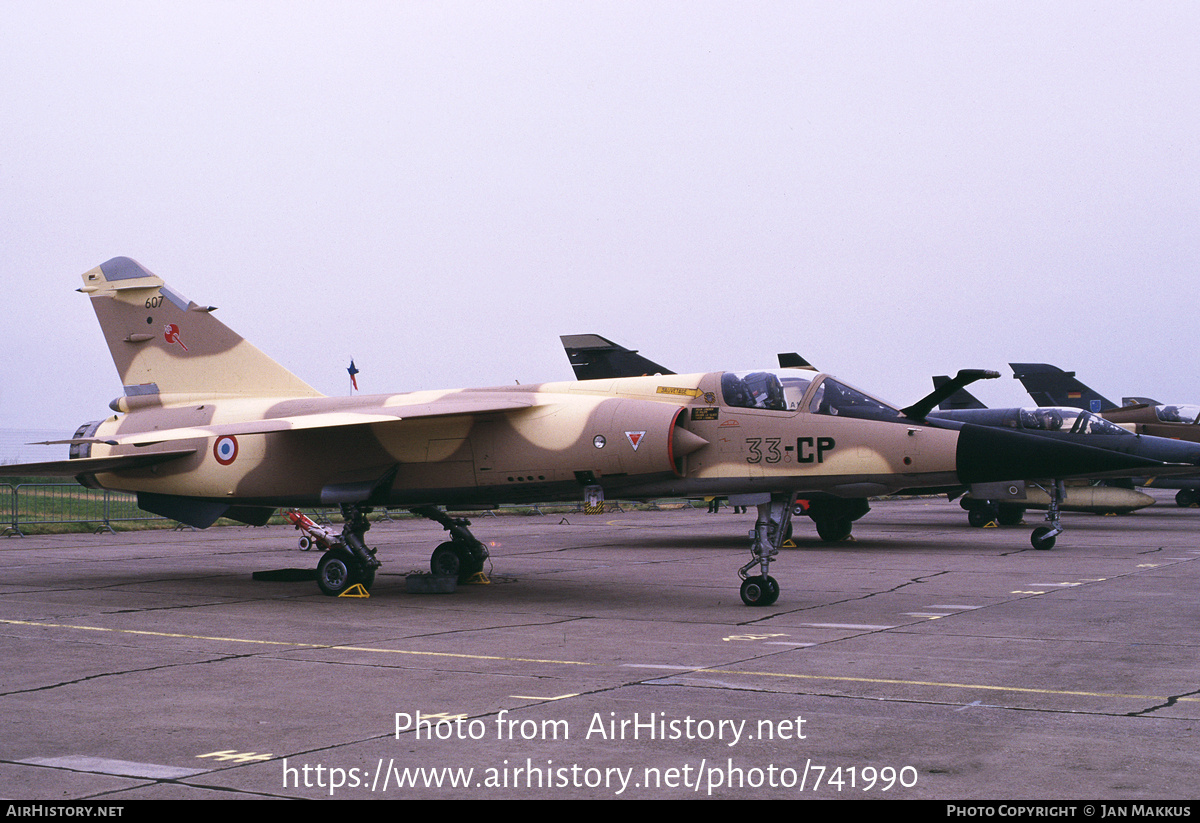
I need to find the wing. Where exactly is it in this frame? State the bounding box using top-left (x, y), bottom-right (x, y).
top-left (0, 449), bottom-right (197, 477)
top-left (68, 395), bottom-right (536, 448)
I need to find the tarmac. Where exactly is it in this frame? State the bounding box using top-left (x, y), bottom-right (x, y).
top-left (1, 492), bottom-right (1198, 800)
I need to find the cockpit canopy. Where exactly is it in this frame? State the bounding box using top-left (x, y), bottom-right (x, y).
top-left (1154, 404), bottom-right (1200, 425)
top-left (720, 370), bottom-right (802, 411)
top-left (932, 405), bottom-right (1134, 436)
top-left (1019, 407), bottom-right (1131, 435)
top-left (720, 370), bottom-right (904, 422)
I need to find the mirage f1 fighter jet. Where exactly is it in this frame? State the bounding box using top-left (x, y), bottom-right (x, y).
top-left (3, 260), bottom-right (1171, 606)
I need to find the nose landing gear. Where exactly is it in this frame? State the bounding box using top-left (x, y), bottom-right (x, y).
top-left (737, 494), bottom-right (797, 606)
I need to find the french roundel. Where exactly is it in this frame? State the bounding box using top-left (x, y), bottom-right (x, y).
top-left (213, 435), bottom-right (238, 465)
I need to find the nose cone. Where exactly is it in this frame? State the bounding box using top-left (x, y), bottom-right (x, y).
top-left (955, 424), bottom-right (1166, 484)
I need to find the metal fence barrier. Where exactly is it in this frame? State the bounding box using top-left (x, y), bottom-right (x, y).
top-left (1, 483), bottom-right (700, 537)
top-left (1, 483), bottom-right (165, 536)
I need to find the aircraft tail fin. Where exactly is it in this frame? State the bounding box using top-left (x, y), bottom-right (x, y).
top-left (1010, 362), bottom-right (1116, 412)
top-left (80, 257), bottom-right (323, 403)
top-left (560, 334), bottom-right (675, 380)
top-left (931, 375), bottom-right (988, 410)
top-left (777, 352), bottom-right (819, 371)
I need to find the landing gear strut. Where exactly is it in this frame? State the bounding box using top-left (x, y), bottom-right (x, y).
top-left (737, 494), bottom-right (797, 607)
top-left (410, 505), bottom-right (490, 584)
top-left (311, 503), bottom-right (380, 596)
top-left (1030, 480), bottom-right (1064, 550)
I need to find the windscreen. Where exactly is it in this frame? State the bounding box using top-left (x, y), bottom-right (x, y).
top-left (807, 378), bottom-right (903, 422)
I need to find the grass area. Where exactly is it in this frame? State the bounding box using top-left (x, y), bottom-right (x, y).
top-left (0, 478), bottom-right (693, 535)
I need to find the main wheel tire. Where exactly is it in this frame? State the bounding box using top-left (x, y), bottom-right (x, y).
top-left (356, 565), bottom-right (376, 591)
top-left (317, 550), bottom-right (355, 596)
top-left (814, 517), bottom-right (851, 542)
top-left (997, 505), bottom-right (1025, 527)
top-left (967, 507), bottom-right (991, 527)
top-left (430, 541), bottom-right (462, 577)
top-left (458, 551), bottom-right (485, 580)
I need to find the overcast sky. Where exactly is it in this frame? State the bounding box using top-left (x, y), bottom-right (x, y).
top-left (3, 1), bottom-right (1198, 442)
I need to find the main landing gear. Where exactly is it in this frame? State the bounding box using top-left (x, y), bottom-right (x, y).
top-left (958, 484), bottom-right (1062, 549)
top-left (961, 498), bottom-right (1026, 528)
top-left (410, 505), bottom-right (490, 584)
top-left (737, 494), bottom-right (797, 607)
top-left (303, 503), bottom-right (490, 595)
top-left (804, 498), bottom-right (870, 543)
top-left (314, 504), bottom-right (382, 596)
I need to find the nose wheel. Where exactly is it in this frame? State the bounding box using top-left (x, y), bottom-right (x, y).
top-left (737, 494), bottom-right (796, 607)
top-left (1030, 480), bottom-right (1064, 550)
top-left (740, 575), bottom-right (779, 607)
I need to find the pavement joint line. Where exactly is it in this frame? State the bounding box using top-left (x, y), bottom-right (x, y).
top-left (8, 617), bottom-right (1196, 704)
top-left (708, 668), bottom-right (1199, 702)
top-left (0, 618), bottom-right (594, 666)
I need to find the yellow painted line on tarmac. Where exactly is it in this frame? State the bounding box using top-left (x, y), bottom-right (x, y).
top-left (0, 618), bottom-right (594, 667)
top-left (334, 646), bottom-right (593, 666)
top-left (6, 617), bottom-right (1191, 703)
top-left (713, 668), bottom-right (1198, 703)
top-left (1, 618), bottom-right (316, 647)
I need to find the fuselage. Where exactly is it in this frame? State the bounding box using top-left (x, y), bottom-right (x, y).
top-left (79, 370), bottom-right (965, 508)
top-left (76, 368), bottom-right (1164, 517)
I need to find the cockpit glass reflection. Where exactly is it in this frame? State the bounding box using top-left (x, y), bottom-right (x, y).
top-left (1155, 404), bottom-right (1200, 424)
top-left (807, 378), bottom-right (903, 422)
top-left (1018, 407), bottom-right (1131, 436)
top-left (720, 370), bottom-right (813, 411)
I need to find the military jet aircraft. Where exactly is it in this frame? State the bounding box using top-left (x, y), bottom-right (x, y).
top-left (928, 377), bottom-right (1163, 529)
top-left (560, 338), bottom-right (1197, 549)
top-left (1012, 363), bottom-right (1200, 506)
top-left (2, 260), bottom-right (1172, 607)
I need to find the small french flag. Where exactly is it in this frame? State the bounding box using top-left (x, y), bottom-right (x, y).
top-left (347, 360), bottom-right (360, 392)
